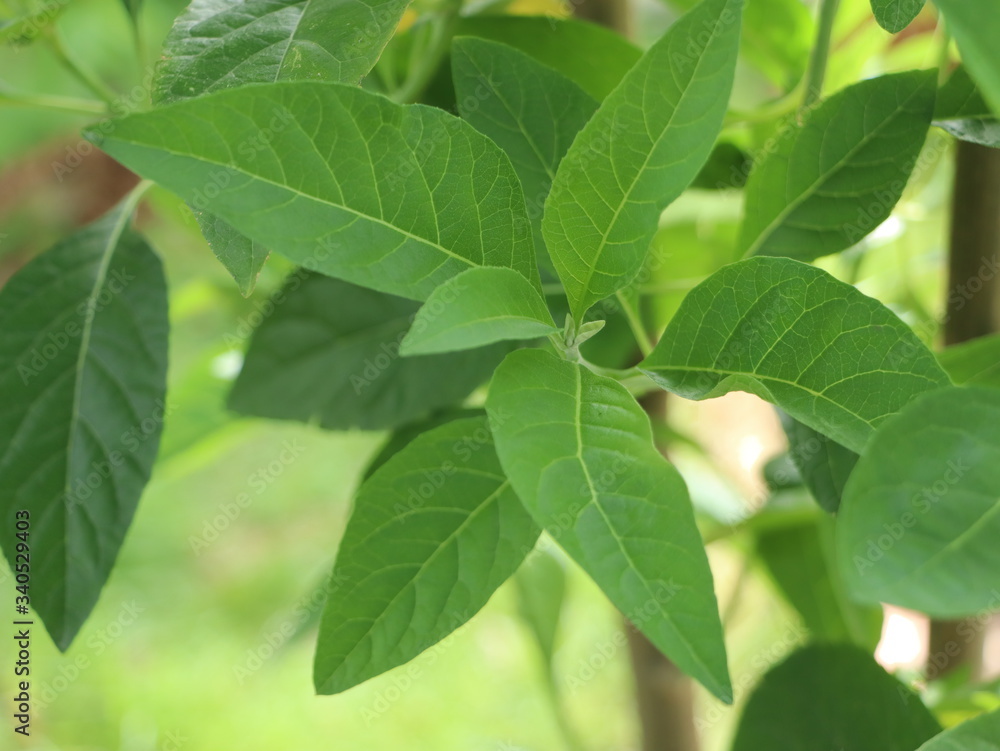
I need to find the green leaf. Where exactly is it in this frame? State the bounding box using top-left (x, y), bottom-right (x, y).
top-left (0, 201), bottom-right (169, 650)
top-left (870, 0), bottom-right (925, 33)
top-left (194, 211), bottom-right (269, 296)
top-left (154, 0), bottom-right (409, 292)
top-left (513, 546), bottom-right (567, 665)
top-left (86, 81), bottom-right (538, 301)
top-left (934, 67), bottom-right (1000, 149)
top-left (756, 519), bottom-right (882, 647)
top-left (781, 415), bottom-right (859, 513)
top-left (453, 16), bottom-right (640, 102)
top-left (934, 0), bottom-right (1000, 115)
top-left (542, 0), bottom-right (742, 322)
top-left (639, 257), bottom-right (951, 454)
top-left (0, 1), bottom-right (66, 44)
top-left (451, 37), bottom-right (598, 270)
top-left (363, 408), bottom-right (484, 480)
top-left (401, 267), bottom-right (558, 356)
top-left (740, 71), bottom-right (937, 260)
top-left (837, 385), bottom-right (1000, 617)
top-left (229, 272), bottom-right (507, 430)
top-left (486, 349), bottom-right (731, 701)
top-left (938, 333), bottom-right (1000, 388)
top-left (314, 416), bottom-right (539, 694)
top-left (731, 644), bottom-right (941, 751)
top-left (916, 708), bottom-right (1000, 751)
top-left (154, 0), bottom-right (408, 103)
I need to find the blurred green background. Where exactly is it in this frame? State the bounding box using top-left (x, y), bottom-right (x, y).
top-left (0, 0), bottom-right (994, 748)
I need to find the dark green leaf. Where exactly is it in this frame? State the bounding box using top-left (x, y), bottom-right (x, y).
top-left (0, 202), bottom-right (169, 649)
top-left (870, 0), bottom-right (925, 34)
top-left (362, 408), bottom-right (484, 480)
top-left (732, 644), bottom-right (941, 751)
top-left (639, 257), bottom-right (951, 454)
top-left (781, 415), bottom-right (859, 513)
top-left (916, 708), bottom-right (1000, 751)
top-left (314, 416), bottom-right (539, 694)
top-left (86, 82), bottom-right (539, 301)
top-left (542, 0), bottom-right (742, 321)
top-left (453, 16), bottom-right (640, 101)
top-left (487, 349), bottom-right (731, 701)
top-left (229, 272), bottom-right (506, 431)
top-left (740, 71), bottom-right (937, 260)
top-left (401, 267), bottom-right (558, 356)
top-left (452, 37), bottom-right (598, 269)
top-left (193, 211), bottom-right (269, 296)
top-left (154, 0), bottom-right (408, 103)
top-left (837, 386), bottom-right (1000, 617)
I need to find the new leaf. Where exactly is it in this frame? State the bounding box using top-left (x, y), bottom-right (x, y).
top-left (542, 0), bottom-right (742, 321)
top-left (487, 349), bottom-right (731, 701)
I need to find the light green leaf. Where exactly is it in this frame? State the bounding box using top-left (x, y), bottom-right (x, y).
top-left (732, 644), bottom-right (941, 751)
top-left (154, 0), bottom-right (408, 103)
top-left (0, 201), bottom-right (168, 650)
top-left (740, 71), bottom-right (937, 260)
top-left (542, 0), bottom-right (742, 322)
top-left (934, 0), bottom-right (1000, 115)
top-left (453, 16), bottom-right (640, 102)
top-left (452, 37), bottom-right (598, 270)
top-left (229, 272), bottom-right (507, 430)
top-left (934, 67), bottom-right (1000, 149)
top-left (937, 333), bottom-right (1000, 388)
top-left (640, 257), bottom-right (951, 454)
top-left (916, 708), bottom-right (1000, 751)
top-left (154, 0), bottom-right (409, 293)
top-left (486, 348), bottom-right (731, 701)
top-left (781, 414), bottom-right (858, 513)
top-left (193, 211), bottom-right (269, 296)
top-left (85, 82), bottom-right (538, 301)
top-left (837, 386), bottom-right (1000, 617)
top-left (513, 546), bottom-right (567, 666)
top-left (0, 1), bottom-right (66, 44)
top-left (314, 416), bottom-right (539, 694)
top-left (870, 0), bottom-right (925, 33)
top-left (401, 267), bottom-right (558, 356)
top-left (756, 519), bottom-right (882, 647)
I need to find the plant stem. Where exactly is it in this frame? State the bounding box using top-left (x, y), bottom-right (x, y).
top-left (616, 290), bottom-right (654, 357)
top-left (391, 0), bottom-right (460, 104)
top-left (44, 28), bottom-right (118, 104)
top-left (0, 86), bottom-right (107, 115)
top-left (802, 0), bottom-right (841, 109)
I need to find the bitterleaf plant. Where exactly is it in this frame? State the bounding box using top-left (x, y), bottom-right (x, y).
top-left (3, 0), bottom-right (1000, 744)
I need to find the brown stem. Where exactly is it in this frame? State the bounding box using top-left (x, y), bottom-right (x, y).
top-left (930, 140), bottom-right (1000, 677)
top-left (628, 390), bottom-right (701, 751)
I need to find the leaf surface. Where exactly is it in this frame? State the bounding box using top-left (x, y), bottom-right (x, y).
top-left (732, 644), bottom-right (940, 751)
top-left (542, 0), bottom-right (742, 321)
top-left (86, 82), bottom-right (538, 301)
top-left (781, 415), bottom-right (858, 513)
top-left (487, 349), bottom-right (731, 701)
top-left (740, 71), bottom-right (937, 260)
top-left (0, 202), bottom-right (168, 649)
top-left (314, 416), bottom-right (539, 693)
top-left (401, 267), bottom-right (558, 356)
top-left (935, 0), bottom-right (1000, 115)
top-left (916, 709), bottom-right (1000, 751)
top-left (452, 37), bottom-right (597, 269)
top-left (870, 0), bottom-right (925, 33)
top-left (837, 386), bottom-right (1000, 617)
top-left (229, 272), bottom-right (506, 430)
top-left (640, 257), bottom-right (950, 454)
